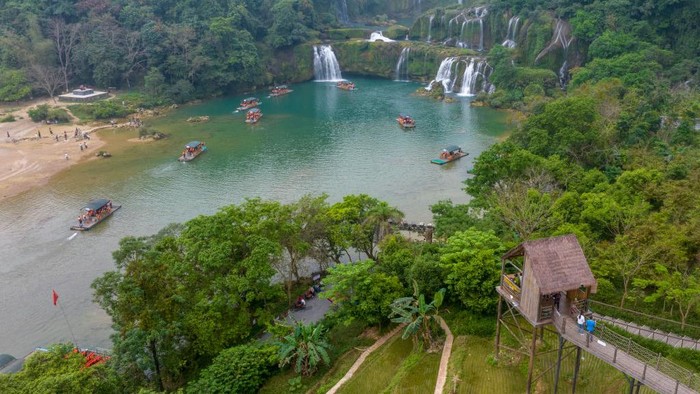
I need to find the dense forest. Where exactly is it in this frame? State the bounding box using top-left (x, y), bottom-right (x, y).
top-left (1, 0), bottom-right (700, 392)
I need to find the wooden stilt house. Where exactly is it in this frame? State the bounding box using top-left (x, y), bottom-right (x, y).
top-left (497, 234), bottom-right (597, 325)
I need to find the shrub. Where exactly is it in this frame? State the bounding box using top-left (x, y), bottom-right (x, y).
top-left (186, 344), bottom-right (279, 394)
top-left (443, 310), bottom-right (496, 337)
top-left (0, 114), bottom-right (15, 122)
top-left (48, 108), bottom-right (71, 123)
top-left (28, 104), bottom-right (50, 122)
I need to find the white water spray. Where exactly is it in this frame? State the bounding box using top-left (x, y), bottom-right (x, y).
top-left (313, 45), bottom-right (343, 82)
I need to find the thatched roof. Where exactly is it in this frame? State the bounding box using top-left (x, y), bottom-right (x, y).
top-left (503, 234), bottom-right (597, 294)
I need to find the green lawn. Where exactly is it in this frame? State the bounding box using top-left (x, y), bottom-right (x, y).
top-left (337, 332), bottom-right (440, 394)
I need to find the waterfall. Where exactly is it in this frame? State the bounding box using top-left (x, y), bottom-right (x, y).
top-left (426, 57), bottom-right (458, 93)
top-left (457, 58), bottom-right (492, 96)
top-left (559, 60), bottom-right (569, 89)
top-left (394, 47), bottom-right (411, 81)
top-left (427, 15), bottom-right (435, 42)
top-left (337, 0), bottom-right (349, 24)
top-left (369, 31), bottom-right (395, 42)
top-left (454, 7), bottom-right (488, 50)
top-left (502, 16), bottom-right (520, 48)
top-left (313, 45), bottom-right (343, 82)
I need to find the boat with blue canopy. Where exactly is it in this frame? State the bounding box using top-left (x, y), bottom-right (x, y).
top-left (70, 199), bottom-right (121, 231)
top-left (179, 141), bottom-right (207, 162)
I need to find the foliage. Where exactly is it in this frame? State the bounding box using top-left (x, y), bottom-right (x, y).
top-left (27, 104), bottom-right (70, 123)
top-left (67, 101), bottom-right (131, 121)
top-left (389, 281), bottom-right (446, 349)
top-left (276, 322), bottom-right (331, 376)
top-left (186, 344), bottom-right (279, 394)
top-left (0, 344), bottom-right (119, 394)
top-left (324, 260), bottom-right (404, 326)
top-left (1, 114), bottom-right (16, 122)
top-left (0, 68), bottom-right (31, 102)
top-left (440, 229), bottom-right (506, 314)
top-left (442, 310), bottom-right (497, 337)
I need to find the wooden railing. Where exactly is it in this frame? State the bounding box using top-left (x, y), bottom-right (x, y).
top-left (500, 275), bottom-right (521, 301)
top-left (593, 313), bottom-right (700, 351)
top-left (553, 310), bottom-right (700, 393)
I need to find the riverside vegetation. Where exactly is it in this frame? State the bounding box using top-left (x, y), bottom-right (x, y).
top-left (1, 0), bottom-right (699, 392)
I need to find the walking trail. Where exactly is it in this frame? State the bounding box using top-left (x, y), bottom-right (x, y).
top-left (434, 317), bottom-right (454, 394)
top-left (326, 324), bottom-right (406, 394)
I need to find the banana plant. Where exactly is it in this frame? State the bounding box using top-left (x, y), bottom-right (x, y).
top-left (389, 280), bottom-right (446, 349)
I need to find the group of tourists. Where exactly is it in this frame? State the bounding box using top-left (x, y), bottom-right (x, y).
top-left (577, 312), bottom-right (597, 335)
top-left (76, 201), bottom-right (113, 228)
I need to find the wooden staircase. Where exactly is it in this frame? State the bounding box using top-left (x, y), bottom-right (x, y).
top-left (553, 310), bottom-right (699, 394)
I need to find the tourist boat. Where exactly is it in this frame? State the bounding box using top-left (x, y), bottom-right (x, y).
top-left (178, 141), bottom-right (207, 162)
top-left (431, 145), bottom-right (468, 165)
top-left (69, 199), bottom-right (121, 231)
top-left (336, 81), bottom-right (356, 91)
top-left (237, 97), bottom-right (260, 111)
top-left (397, 114), bottom-right (416, 128)
top-left (245, 108), bottom-right (262, 124)
top-left (270, 85), bottom-right (293, 97)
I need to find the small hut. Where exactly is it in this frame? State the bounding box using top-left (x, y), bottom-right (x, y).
top-left (497, 234), bottom-right (597, 326)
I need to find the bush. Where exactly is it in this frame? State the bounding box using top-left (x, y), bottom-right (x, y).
top-left (69, 101), bottom-right (131, 120)
top-left (443, 310), bottom-right (496, 337)
top-left (186, 344), bottom-right (279, 394)
top-left (48, 108), bottom-right (71, 123)
top-left (28, 104), bottom-right (50, 122)
top-left (0, 114), bottom-right (15, 122)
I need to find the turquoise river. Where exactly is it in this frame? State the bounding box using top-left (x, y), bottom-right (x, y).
top-left (0, 77), bottom-right (508, 357)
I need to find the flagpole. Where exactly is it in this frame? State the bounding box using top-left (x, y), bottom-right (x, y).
top-left (53, 290), bottom-right (78, 349)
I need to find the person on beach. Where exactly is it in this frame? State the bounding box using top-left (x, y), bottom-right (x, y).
top-left (80, 143), bottom-right (84, 151)
top-left (64, 131), bottom-right (67, 140)
top-left (37, 130), bottom-right (41, 138)
top-left (64, 153), bottom-right (70, 160)
top-left (6, 131), bottom-right (9, 138)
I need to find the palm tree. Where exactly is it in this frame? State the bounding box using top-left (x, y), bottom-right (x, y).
top-left (363, 202), bottom-right (404, 259)
top-left (389, 281), bottom-right (445, 350)
top-left (277, 322), bottom-right (331, 376)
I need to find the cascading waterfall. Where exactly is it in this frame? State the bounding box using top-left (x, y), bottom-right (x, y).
top-left (535, 19), bottom-right (574, 88)
top-left (427, 15), bottom-right (435, 41)
top-left (449, 7), bottom-right (488, 50)
top-left (457, 58), bottom-right (493, 96)
top-left (313, 45), bottom-right (343, 82)
top-left (336, 0), bottom-right (349, 24)
top-left (394, 47), bottom-right (411, 81)
top-left (502, 16), bottom-right (520, 48)
top-left (426, 57), bottom-right (458, 93)
top-left (368, 31), bottom-right (395, 42)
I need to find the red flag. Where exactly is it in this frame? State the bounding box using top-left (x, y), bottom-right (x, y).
top-left (52, 289), bottom-right (59, 306)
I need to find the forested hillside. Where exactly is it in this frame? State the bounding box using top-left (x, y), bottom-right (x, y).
top-left (1, 0), bottom-right (700, 392)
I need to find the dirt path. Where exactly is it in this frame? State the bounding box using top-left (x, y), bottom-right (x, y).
top-left (326, 324), bottom-right (406, 394)
top-left (434, 317), bottom-right (454, 394)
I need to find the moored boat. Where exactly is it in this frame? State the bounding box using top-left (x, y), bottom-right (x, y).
top-left (70, 199), bottom-right (121, 231)
top-left (245, 108), bottom-right (263, 124)
top-left (270, 85), bottom-right (293, 97)
top-left (336, 81), bottom-right (356, 91)
top-left (431, 145), bottom-right (467, 165)
top-left (397, 114), bottom-right (416, 128)
top-left (179, 141), bottom-right (207, 162)
top-left (237, 97), bottom-right (260, 111)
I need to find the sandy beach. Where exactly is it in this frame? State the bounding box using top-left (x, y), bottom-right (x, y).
top-left (0, 99), bottom-right (112, 201)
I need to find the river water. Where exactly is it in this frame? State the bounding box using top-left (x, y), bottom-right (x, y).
top-left (0, 77), bottom-right (507, 357)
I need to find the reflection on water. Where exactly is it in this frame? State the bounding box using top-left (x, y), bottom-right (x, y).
top-left (0, 77), bottom-right (507, 357)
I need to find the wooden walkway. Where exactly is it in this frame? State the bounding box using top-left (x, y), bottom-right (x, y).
top-left (553, 311), bottom-right (699, 394)
top-left (593, 313), bottom-right (700, 351)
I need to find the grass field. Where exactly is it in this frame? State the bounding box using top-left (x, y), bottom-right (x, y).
top-left (337, 332), bottom-right (440, 394)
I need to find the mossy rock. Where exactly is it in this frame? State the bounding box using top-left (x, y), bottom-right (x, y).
top-left (327, 28), bottom-right (368, 41)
